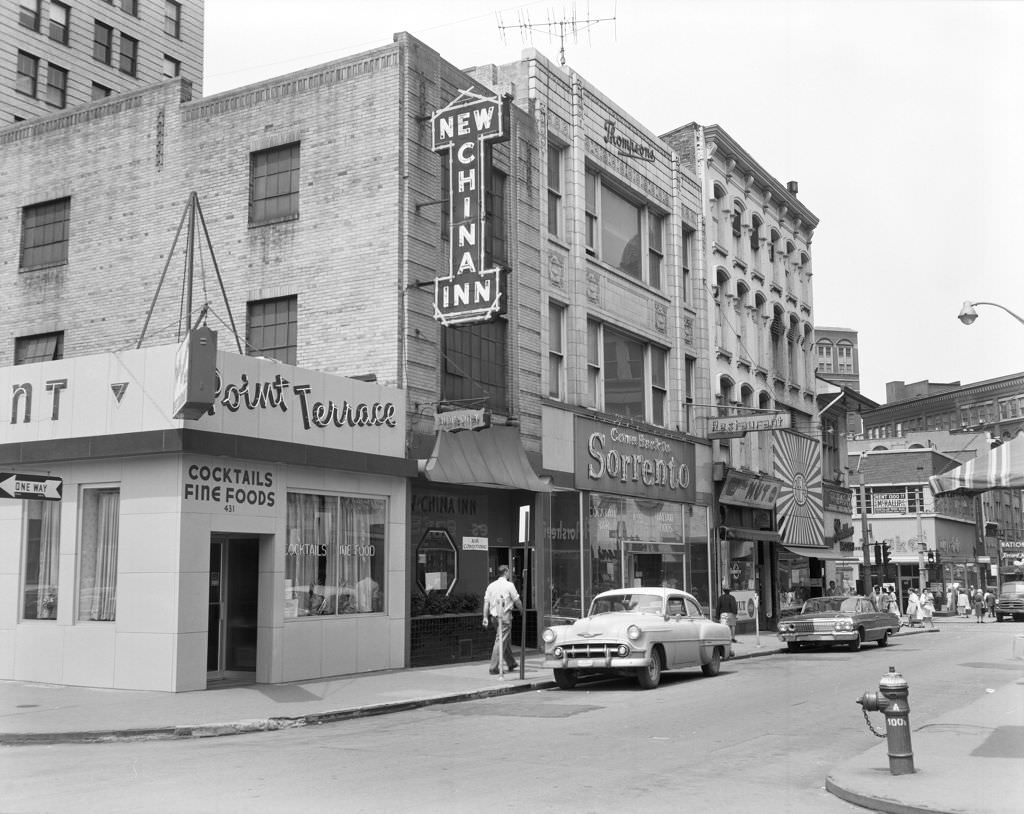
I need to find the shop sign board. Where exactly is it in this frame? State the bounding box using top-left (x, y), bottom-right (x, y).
top-left (871, 492), bottom-right (908, 514)
top-left (462, 536), bottom-right (488, 551)
top-left (434, 409), bottom-right (489, 433)
top-left (574, 416), bottom-right (696, 503)
top-left (708, 412), bottom-right (791, 437)
top-left (720, 470), bottom-right (779, 509)
top-left (430, 89), bottom-right (510, 326)
top-left (1, 344), bottom-right (407, 459)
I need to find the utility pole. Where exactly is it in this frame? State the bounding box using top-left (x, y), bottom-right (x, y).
top-left (859, 471), bottom-right (873, 591)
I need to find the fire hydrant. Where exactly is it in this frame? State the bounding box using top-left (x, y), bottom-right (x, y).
top-left (856, 666), bottom-right (915, 775)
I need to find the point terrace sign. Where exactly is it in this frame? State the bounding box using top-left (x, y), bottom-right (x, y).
top-left (2, 345), bottom-right (406, 458)
top-left (430, 89), bottom-right (510, 326)
top-left (574, 416), bottom-right (696, 503)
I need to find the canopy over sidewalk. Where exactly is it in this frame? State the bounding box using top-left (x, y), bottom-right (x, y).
top-left (929, 433), bottom-right (1024, 496)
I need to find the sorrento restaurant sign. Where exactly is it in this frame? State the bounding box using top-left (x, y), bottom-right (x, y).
top-left (574, 416), bottom-right (696, 503)
top-left (430, 89), bottom-right (510, 326)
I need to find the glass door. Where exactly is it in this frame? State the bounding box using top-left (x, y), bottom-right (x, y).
top-left (208, 536), bottom-right (259, 681)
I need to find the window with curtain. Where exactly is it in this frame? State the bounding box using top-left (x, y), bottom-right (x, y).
top-left (77, 488), bottom-right (120, 621)
top-left (22, 501), bottom-right (61, 620)
top-left (286, 493), bottom-right (387, 617)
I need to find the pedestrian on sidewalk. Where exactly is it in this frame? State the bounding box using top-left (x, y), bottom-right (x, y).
top-left (984, 588), bottom-right (996, 619)
top-left (921, 588), bottom-right (936, 629)
top-left (884, 589), bottom-right (901, 620)
top-left (906, 589), bottom-right (922, 627)
top-left (715, 585), bottom-right (739, 645)
top-left (973, 588), bottom-right (986, 623)
top-left (957, 589), bottom-right (970, 618)
top-left (482, 565), bottom-right (522, 675)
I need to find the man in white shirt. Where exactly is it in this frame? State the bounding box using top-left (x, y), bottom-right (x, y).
top-left (482, 565), bottom-right (522, 675)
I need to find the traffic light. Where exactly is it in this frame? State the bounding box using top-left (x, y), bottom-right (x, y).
top-left (873, 543), bottom-right (882, 566)
top-left (927, 551), bottom-right (935, 564)
top-left (882, 541), bottom-right (892, 565)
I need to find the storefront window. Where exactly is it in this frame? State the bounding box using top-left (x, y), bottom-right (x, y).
top-left (415, 528), bottom-right (458, 596)
top-left (586, 494), bottom-right (709, 613)
top-left (286, 493), bottom-right (386, 617)
top-left (77, 487), bottom-right (120, 621)
top-left (548, 492), bottom-right (582, 622)
top-left (21, 500), bottom-right (60, 619)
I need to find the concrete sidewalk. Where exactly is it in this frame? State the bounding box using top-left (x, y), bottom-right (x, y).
top-left (3, 620), bottom-right (1021, 814)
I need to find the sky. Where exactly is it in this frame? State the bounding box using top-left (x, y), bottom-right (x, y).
top-left (204, 0), bottom-right (1024, 405)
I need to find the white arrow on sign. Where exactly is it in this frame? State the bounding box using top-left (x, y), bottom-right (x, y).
top-left (0, 473), bottom-right (63, 501)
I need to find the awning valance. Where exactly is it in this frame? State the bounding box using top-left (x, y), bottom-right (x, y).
top-left (929, 434), bottom-right (1024, 496)
top-left (781, 545), bottom-right (849, 561)
top-left (418, 424), bottom-right (551, 492)
top-left (722, 527), bottom-right (781, 543)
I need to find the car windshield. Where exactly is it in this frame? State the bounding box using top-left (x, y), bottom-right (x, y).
top-left (800, 597), bottom-right (848, 614)
top-left (590, 593), bottom-right (664, 615)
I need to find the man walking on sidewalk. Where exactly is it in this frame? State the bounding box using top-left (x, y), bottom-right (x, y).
top-left (482, 565), bottom-right (522, 675)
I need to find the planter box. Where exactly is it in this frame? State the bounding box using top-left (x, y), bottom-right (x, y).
top-left (409, 611), bottom-right (538, 667)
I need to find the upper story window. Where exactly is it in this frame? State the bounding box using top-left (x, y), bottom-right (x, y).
top-left (648, 214), bottom-right (663, 290)
top-left (15, 331), bottom-right (64, 365)
top-left (681, 226), bottom-right (694, 304)
top-left (164, 1), bottom-right (182, 38)
top-left (547, 142), bottom-right (564, 239)
top-left (91, 82), bottom-right (112, 100)
top-left (816, 340), bottom-right (834, 373)
top-left (836, 341), bottom-right (854, 374)
top-left (443, 320), bottom-right (508, 414)
top-left (484, 166), bottom-right (507, 267)
top-left (93, 21), bottom-right (113, 65)
top-left (118, 33), bottom-right (138, 76)
top-left (731, 203), bottom-right (743, 259)
top-left (250, 143), bottom-right (300, 226)
top-left (587, 319), bottom-right (668, 426)
top-left (49, 2), bottom-right (70, 44)
top-left (46, 64), bottom-right (68, 108)
top-left (120, 0), bottom-right (138, 16)
top-left (163, 54), bottom-right (181, 78)
top-left (246, 296), bottom-right (297, 365)
top-left (585, 169), bottom-right (664, 287)
top-left (16, 52), bottom-right (39, 97)
top-left (548, 301), bottom-right (566, 400)
top-left (749, 214), bottom-right (763, 269)
top-left (19, 1), bottom-right (41, 31)
top-left (21, 197), bottom-right (70, 270)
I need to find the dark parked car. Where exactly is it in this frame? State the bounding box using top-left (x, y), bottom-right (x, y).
top-left (777, 595), bottom-right (901, 652)
top-left (995, 582), bottom-right (1024, 622)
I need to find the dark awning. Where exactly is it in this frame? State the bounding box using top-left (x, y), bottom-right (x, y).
top-left (722, 527), bottom-right (781, 543)
top-left (418, 425), bottom-right (551, 492)
top-left (782, 545), bottom-right (849, 561)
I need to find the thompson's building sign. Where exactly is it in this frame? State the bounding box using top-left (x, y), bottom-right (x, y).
top-left (430, 89), bottom-right (510, 326)
top-left (575, 416), bottom-right (696, 503)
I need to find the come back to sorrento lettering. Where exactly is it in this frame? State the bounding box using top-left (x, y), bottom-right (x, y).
top-left (586, 429), bottom-right (690, 491)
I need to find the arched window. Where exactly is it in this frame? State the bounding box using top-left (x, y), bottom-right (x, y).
top-left (836, 340), bottom-right (855, 375)
top-left (718, 375), bottom-right (735, 415)
top-left (731, 200), bottom-right (745, 261)
top-left (712, 183), bottom-right (728, 246)
top-left (816, 339), bottom-right (834, 373)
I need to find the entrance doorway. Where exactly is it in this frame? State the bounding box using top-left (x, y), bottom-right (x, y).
top-left (208, 535), bottom-right (259, 681)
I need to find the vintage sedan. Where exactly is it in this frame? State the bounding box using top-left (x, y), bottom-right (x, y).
top-left (777, 595), bottom-right (901, 652)
top-left (541, 587), bottom-right (732, 690)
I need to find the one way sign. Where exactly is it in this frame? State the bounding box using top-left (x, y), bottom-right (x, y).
top-left (0, 473), bottom-right (63, 501)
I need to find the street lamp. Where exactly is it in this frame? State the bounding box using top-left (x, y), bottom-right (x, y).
top-left (958, 301), bottom-right (1024, 327)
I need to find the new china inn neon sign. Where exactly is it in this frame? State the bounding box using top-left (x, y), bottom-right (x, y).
top-left (430, 88), bottom-right (510, 326)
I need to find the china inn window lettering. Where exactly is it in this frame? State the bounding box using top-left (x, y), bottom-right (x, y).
top-left (286, 493), bottom-right (386, 617)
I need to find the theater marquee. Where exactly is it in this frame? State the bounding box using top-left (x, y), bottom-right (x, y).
top-left (430, 89), bottom-right (510, 326)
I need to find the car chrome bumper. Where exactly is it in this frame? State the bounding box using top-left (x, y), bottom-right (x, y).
top-left (542, 653), bottom-right (650, 670)
top-left (777, 632), bottom-right (856, 643)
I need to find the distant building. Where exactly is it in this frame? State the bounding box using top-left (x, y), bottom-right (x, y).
top-left (3, 0), bottom-right (203, 124)
top-left (814, 326), bottom-right (860, 392)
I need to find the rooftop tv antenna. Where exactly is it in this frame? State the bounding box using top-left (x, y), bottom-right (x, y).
top-left (497, 2), bottom-right (617, 68)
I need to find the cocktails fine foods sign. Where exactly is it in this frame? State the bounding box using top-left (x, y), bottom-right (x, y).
top-left (430, 89), bottom-right (510, 326)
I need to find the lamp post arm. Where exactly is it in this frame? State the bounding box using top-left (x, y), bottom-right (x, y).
top-left (970, 302), bottom-right (1024, 327)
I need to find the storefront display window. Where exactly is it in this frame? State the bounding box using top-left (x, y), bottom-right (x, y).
top-left (585, 494), bottom-right (709, 613)
top-left (77, 487), bottom-right (120, 621)
top-left (548, 492), bottom-right (582, 622)
top-left (286, 493), bottom-right (386, 617)
top-left (21, 500), bottom-right (60, 620)
top-left (415, 528), bottom-right (458, 596)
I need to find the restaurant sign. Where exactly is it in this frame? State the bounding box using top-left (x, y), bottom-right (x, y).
top-left (430, 89), bottom-right (510, 326)
top-left (574, 416), bottom-right (695, 503)
top-left (720, 470), bottom-right (780, 509)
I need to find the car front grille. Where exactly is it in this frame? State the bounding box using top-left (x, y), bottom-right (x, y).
top-left (791, 620), bottom-right (841, 634)
top-left (561, 642), bottom-right (621, 658)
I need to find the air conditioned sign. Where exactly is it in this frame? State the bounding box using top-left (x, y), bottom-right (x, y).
top-left (430, 89), bottom-right (509, 326)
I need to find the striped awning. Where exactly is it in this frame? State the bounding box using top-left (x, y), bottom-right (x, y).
top-left (929, 434), bottom-right (1024, 496)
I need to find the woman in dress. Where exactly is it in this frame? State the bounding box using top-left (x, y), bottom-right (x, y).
top-left (906, 589), bottom-right (921, 628)
top-left (973, 589), bottom-right (986, 623)
top-left (921, 588), bottom-right (935, 629)
top-left (957, 589), bottom-right (970, 618)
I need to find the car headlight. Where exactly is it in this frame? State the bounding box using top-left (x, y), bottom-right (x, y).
top-left (781, 623), bottom-right (795, 633)
top-left (835, 619), bottom-right (853, 632)
top-left (542, 628), bottom-right (556, 643)
top-left (626, 624), bottom-right (642, 641)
